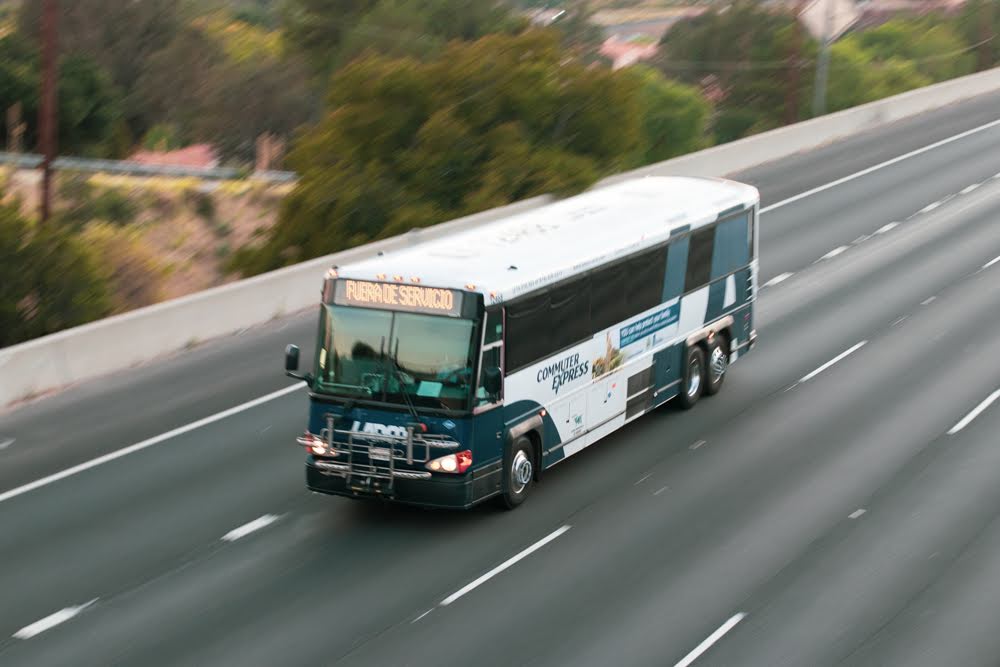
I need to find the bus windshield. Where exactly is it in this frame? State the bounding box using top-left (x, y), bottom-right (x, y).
top-left (315, 305), bottom-right (478, 412)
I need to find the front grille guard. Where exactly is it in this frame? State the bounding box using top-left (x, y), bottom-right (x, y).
top-left (309, 413), bottom-right (460, 492)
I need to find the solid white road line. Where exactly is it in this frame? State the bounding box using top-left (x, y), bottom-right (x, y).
top-left (799, 341), bottom-right (868, 384)
top-left (983, 255), bottom-right (1000, 270)
top-left (221, 514), bottom-right (281, 542)
top-left (0, 382), bottom-right (305, 505)
top-left (763, 272), bottom-right (793, 288)
top-left (947, 389), bottom-right (1000, 436)
top-left (440, 526), bottom-right (571, 607)
top-left (674, 613), bottom-right (747, 667)
top-left (759, 118), bottom-right (1000, 214)
top-left (13, 599), bottom-right (99, 640)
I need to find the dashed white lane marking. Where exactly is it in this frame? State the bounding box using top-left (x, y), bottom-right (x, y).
top-left (799, 341), bottom-right (868, 384)
top-left (983, 255), bottom-right (1000, 270)
top-left (961, 183), bottom-right (980, 195)
top-left (654, 486), bottom-right (670, 496)
top-left (0, 382), bottom-right (305, 505)
top-left (0, 438), bottom-right (14, 450)
top-left (690, 440), bottom-right (707, 450)
top-left (875, 222), bottom-right (899, 234)
top-left (221, 514), bottom-right (281, 542)
top-left (891, 316), bottom-right (909, 327)
top-left (634, 473), bottom-right (652, 486)
top-left (13, 599), bottom-right (99, 640)
top-left (853, 234), bottom-right (871, 244)
top-left (948, 389), bottom-right (1000, 435)
top-left (920, 201), bottom-right (941, 214)
top-left (411, 609), bottom-right (433, 624)
top-left (440, 525), bottom-right (571, 606)
top-left (849, 509), bottom-right (867, 519)
top-left (674, 612), bottom-right (747, 667)
top-left (817, 245), bottom-right (849, 262)
top-left (763, 272), bottom-right (793, 288)
top-left (921, 296), bottom-right (936, 305)
top-left (758, 118), bottom-right (1000, 214)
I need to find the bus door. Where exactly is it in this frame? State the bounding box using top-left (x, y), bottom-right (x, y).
top-left (472, 307), bottom-right (505, 470)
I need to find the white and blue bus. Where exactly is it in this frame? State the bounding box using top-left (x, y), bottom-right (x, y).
top-left (284, 176), bottom-right (759, 509)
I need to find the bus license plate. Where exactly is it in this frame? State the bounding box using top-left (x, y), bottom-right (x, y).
top-left (369, 447), bottom-right (391, 461)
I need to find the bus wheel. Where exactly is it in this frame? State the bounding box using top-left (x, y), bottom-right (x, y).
top-left (677, 345), bottom-right (704, 410)
top-left (703, 335), bottom-right (729, 397)
top-left (500, 436), bottom-right (535, 510)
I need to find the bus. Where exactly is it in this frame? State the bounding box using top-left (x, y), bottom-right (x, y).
top-left (283, 175), bottom-right (759, 510)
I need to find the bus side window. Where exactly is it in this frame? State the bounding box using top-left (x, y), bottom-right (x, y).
top-left (477, 307), bottom-right (503, 406)
top-left (684, 226), bottom-right (714, 292)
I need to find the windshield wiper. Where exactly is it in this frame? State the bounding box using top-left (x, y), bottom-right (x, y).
top-left (386, 337), bottom-right (421, 424)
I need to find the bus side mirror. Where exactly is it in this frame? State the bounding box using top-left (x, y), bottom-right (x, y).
top-left (484, 366), bottom-right (502, 397)
top-left (285, 344), bottom-right (300, 373)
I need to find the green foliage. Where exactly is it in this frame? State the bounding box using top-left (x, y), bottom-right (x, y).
top-left (280, 0), bottom-right (378, 77)
top-left (285, 0), bottom-right (523, 75)
top-left (845, 18), bottom-right (975, 82)
top-left (0, 203), bottom-right (113, 347)
top-left (625, 65), bottom-right (709, 165)
top-left (186, 189), bottom-right (217, 221)
top-left (952, 0), bottom-right (999, 70)
top-left (77, 222), bottom-right (167, 312)
top-left (656, 2), bottom-right (809, 142)
top-left (142, 124), bottom-right (184, 152)
top-left (826, 40), bottom-right (931, 113)
top-left (0, 35), bottom-right (123, 157)
top-left (58, 178), bottom-right (140, 228)
top-left (231, 30), bottom-right (645, 275)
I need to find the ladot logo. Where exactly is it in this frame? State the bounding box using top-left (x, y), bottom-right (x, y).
top-left (351, 421), bottom-right (408, 438)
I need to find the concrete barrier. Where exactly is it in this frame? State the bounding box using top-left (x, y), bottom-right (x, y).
top-left (3, 66), bottom-right (999, 408)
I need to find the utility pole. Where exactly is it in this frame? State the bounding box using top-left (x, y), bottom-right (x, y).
top-left (786, 0), bottom-right (808, 125)
top-left (812, 0), bottom-right (834, 117)
top-left (39, 0), bottom-right (59, 223)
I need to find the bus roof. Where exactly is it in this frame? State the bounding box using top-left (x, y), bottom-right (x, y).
top-left (335, 176), bottom-right (759, 305)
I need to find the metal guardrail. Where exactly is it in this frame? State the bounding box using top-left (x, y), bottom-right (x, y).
top-left (0, 151), bottom-right (298, 183)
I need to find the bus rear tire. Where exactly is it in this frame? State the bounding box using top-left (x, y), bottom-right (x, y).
top-left (703, 334), bottom-right (729, 397)
top-left (677, 345), bottom-right (704, 410)
top-left (499, 436), bottom-right (535, 510)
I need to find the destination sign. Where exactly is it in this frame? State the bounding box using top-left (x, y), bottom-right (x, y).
top-left (333, 279), bottom-right (464, 317)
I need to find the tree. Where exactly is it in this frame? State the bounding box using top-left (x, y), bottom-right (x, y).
top-left (825, 40), bottom-right (931, 113)
top-left (0, 203), bottom-right (113, 347)
top-left (231, 29), bottom-right (645, 275)
top-left (0, 35), bottom-right (123, 157)
top-left (280, 0), bottom-right (379, 77)
top-left (846, 18), bottom-right (975, 83)
top-left (17, 0), bottom-right (182, 133)
top-left (655, 1), bottom-right (809, 142)
top-left (952, 0), bottom-right (999, 70)
top-left (625, 65), bottom-right (710, 165)
top-left (193, 55), bottom-right (318, 162)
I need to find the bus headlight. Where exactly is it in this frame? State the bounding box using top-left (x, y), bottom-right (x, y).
top-left (426, 450), bottom-right (473, 474)
top-left (297, 433), bottom-right (331, 456)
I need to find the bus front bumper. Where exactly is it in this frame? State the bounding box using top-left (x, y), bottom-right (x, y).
top-left (306, 458), bottom-right (477, 509)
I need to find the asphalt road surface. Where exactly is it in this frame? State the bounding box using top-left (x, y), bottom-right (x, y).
top-left (2, 91), bottom-right (1000, 667)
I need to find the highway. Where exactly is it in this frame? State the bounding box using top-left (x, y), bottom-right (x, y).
top-left (1, 91), bottom-right (1000, 666)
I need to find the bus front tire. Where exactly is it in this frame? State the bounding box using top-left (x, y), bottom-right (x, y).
top-left (499, 436), bottom-right (535, 510)
top-left (703, 334), bottom-right (729, 397)
top-left (677, 345), bottom-right (704, 410)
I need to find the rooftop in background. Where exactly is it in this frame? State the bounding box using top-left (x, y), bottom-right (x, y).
top-left (128, 144), bottom-right (220, 170)
top-left (336, 176), bottom-right (759, 304)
